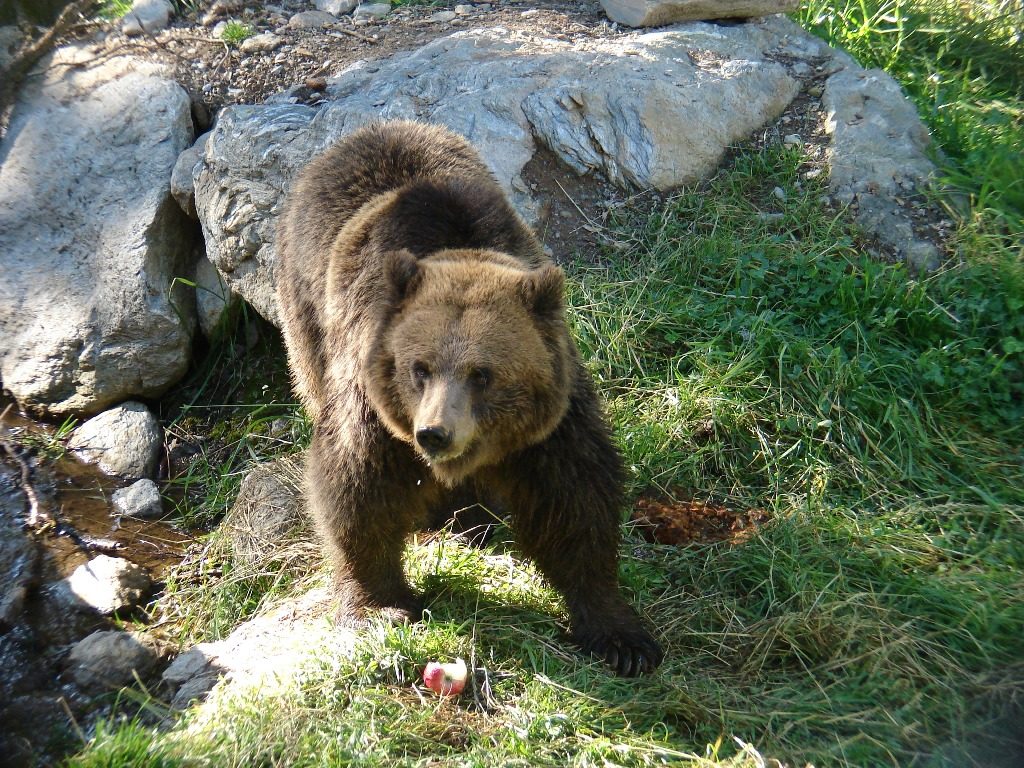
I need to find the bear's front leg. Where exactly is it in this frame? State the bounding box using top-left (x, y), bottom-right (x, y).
top-left (306, 424), bottom-right (427, 626)
top-left (499, 393), bottom-right (664, 676)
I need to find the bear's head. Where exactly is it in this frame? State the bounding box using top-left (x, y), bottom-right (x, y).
top-left (366, 249), bottom-right (573, 487)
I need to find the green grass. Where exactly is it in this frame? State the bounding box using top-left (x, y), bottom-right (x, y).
top-left (67, 2), bottom-right (1023, 766)
top-left (219, 21), bottom-right (254, 46)
top-left (97, 0), bottom-right (133, 21)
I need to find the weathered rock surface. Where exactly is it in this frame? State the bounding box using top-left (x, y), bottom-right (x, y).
top-left (223, 458), bottom-right (305, 565)
top-left (195, 18), bottom-right (812, 322)
top-left (600, 0), bottom-right (798, 29)
top-left (0, 49), bottom-right (196, 416)
top-left (59, 555), bottom-right (153, 615)
top-left (163, 587), bottom-right (343, 709)
top-left (122, 0), bottom-right (173, 37)
top-left (823, 67), bottom-right (938, 269)
top-left (65, 629), bottom-right (165, 691)
top-left (111, 479), bottom-right (163, 520)
top-left (68, 402), bottom-right (162, 480)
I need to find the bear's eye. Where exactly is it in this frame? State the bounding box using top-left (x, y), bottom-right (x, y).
top-left (412, 362), bottom-right (431, 385)
top-left (468, 368), bottom-right (491, 392)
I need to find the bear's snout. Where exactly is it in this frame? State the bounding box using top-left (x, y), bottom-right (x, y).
top-left (415, 426), bottom-right (453, 455)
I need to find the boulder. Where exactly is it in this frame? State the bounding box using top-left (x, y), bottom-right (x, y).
top-left (59, 554), bottom-right (153, 615)
top-left (68, 401), bottom-right (162, 480)
top-left (600, 0), bottom-right (798, 29)
top-left (194, 18), bottom-right (809, 323)
top-left (0, 48), bottom-right (196, 416)
top-left (111, 479), bottom-right (164, 520)
top-left (65, 629), bottom-right (165, 691)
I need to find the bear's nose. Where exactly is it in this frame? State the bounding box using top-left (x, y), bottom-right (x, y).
top-left (415, 426), bottom-right (453, 455)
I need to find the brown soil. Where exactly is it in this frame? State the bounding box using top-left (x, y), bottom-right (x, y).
top-left (632, 493), bottom-right (770, 546)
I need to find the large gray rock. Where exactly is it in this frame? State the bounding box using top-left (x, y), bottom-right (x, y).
top-left (68, 401), bottom-right (163, 480)
top-left (0, 48), bottom-right (195, 416)
top-left (194, 18), bottom-right (808, 323)
top-left (823, 67), bottom-right (938, 269)
top-left (600, 0), bottom-right (798, 29)
top-left (223, 458), bottom-right (305, 566)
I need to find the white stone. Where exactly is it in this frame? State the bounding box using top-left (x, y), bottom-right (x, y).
top-left (68, 402), bottom-right (162, 480)
top-left (240, 32), bottom-right (282, 53)
top-left (63, 555), bottom-right (153, 615)
top-left (122, 0), bottom-right (173, 37)
top-left (353, 3), bottom-right (391, 21)
top-left (111, 479), bottom-right (163, 520)
top-left (288, 10), bottom-right (337, 28)
top-left (600, 0), bottom-right (798, 28)
top-left (315, 0), bottom-right (358, 15)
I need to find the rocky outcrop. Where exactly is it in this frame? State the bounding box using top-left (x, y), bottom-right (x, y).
top-left (194, 17), bottom-right (812, 323)
top-left (600, 0), bottom-right (798, 29)
top-left (68, 402), bottom-right (163, 480)
top-left (0, 48), bottom-right (195, 417)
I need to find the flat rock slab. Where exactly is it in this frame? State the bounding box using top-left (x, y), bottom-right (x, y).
top-left (600, 0), bottom-right (799, 29)
top-left (163, 587), bottom-right (345, 709)
top-left (195, 17), bottom-right (815, 323)
top-left (0, 48), bottom-right (195, 416)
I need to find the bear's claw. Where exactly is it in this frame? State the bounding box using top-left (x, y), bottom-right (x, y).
top-left (576, 625), bottom-right (664, 677)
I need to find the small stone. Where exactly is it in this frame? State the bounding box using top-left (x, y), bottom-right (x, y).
top-left (430, 10), bottom-right (457, 22)
top-left (240, 32), bottom-right (282, 53)
top-left (288, 10), bottom-right (337, 28)
top-left (521, 8), bottom-right (538, 15)
top-left (353, 2), bottom-right (391, 21)
top-left (454, 4), bottom-right (475, 14)
top-left (111, 479), bottom-right (163, 520)
top-left (68, 402), bottom-right (163, 480)
top-left (807, 84), bottom-right (824, 97)
top-left (122, 0), bottom-right (172, 37)
top-left (212, 20), bottom-right (227, 37)
top-left (201, 0), bottom-right (245, 26)
top-left (315, 0), bottom-right (358, 14)
top-left (62, 555), bottom-right (153, 615)
top-left (772, 186), bottom-right (787, 202)
top-left (66, 630), bottom-right (162, 691)
top-left (783, 133), bottom-right (802, 146)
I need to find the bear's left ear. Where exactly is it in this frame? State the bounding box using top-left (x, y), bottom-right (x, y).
top-left (386, 249), bottom-right (422, 300)
top-left (519, 265), bottom-right (565, 317)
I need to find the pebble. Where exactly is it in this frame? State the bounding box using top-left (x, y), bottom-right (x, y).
top-left (772, 186), bottom-right (787, 202)
top-left (353, 3), bottom-right (391, 20)
top-left (430, 10), bottom-right (457, 22)
top-left (454, 4), bottom-right (475, 13)
top-left (783, 133), bottom-right (802, 147)
top-left (111, 479), bottom-right (163, 520)
top-left (240, 32), bottom-right (281, 53)
top-left (288, 10), bottom-right (338, 28)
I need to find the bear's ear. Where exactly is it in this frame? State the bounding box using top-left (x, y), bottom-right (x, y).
top-left (519, 265), bottom-right (565, 317)
top-left (386, 249), bottom-right (422, 300)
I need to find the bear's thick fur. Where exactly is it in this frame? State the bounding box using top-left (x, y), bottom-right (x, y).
top-left (276, 121), bottom-right (663, 676)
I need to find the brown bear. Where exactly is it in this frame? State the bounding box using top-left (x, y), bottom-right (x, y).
top-left (276, 120), bottom-right (663, 676)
